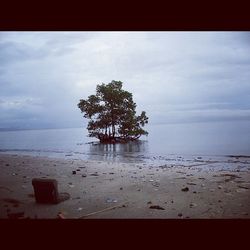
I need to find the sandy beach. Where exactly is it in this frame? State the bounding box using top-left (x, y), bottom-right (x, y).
top-left (0, 153), bottom-right (250, 219)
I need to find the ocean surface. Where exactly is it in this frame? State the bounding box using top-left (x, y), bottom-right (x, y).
top-left (0, 121), bottom-right (250, 164)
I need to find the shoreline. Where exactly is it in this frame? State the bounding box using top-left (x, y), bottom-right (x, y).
top-left (0, 153), bottom-right (250, 219)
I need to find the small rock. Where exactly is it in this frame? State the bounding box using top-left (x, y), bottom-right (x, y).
top-left (72, 171), bottom-right (76, 175)
top-left (6, 164), bottom-right (9, 166)
top-left (181, 187), bottom-right (189, 192)
top-left (178, 213), bottom-right (183, 217)
top-left (218, 185), bottom-right (223, 189)
top-left (193, 191), bottom-right (197, 194)
top-left (147, 201), bottom-right (152, 204)
top-left (82, 174), bottom-right (87, 177)
top-left (76, 169), bottom-right (81, 171)
top-left (120, 187), bottom-right (123, 190)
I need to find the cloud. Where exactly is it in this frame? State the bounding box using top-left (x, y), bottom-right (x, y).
top-left (0, 32), bottom-right (250, 129)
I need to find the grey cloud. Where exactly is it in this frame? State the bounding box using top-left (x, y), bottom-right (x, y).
top-left (0, 32), bottom-right (250, 129)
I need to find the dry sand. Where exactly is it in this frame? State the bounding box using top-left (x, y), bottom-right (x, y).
top-left (0, 153), bottom-right (250, 219)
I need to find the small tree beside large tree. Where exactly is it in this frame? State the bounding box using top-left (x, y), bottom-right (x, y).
top-left (78, 80), bottom-right (149, 143)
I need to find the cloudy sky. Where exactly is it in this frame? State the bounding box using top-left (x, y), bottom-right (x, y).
top-left (0, 32), bottom-right (250, 129)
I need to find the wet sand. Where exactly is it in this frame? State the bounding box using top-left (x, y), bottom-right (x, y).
top-left (0, 153), bottom-right (250, 219)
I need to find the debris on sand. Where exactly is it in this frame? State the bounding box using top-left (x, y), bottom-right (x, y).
top-left (181, 187), bottom-right (189, 192)
top-left (106, 198), bottom-right (118, 203)
top-left (90, 173), bottom-right (99, 176)
top-left (57, 212), bottom-right (65, 219)
top-left (149, 205), bottom-right (165, 210)
top-left (3, 198), bottom-right (23, 205)
top-left (187, 182), bottom-right (197, 185)
top-left (32, 178), bottom-right (70, 204)
top-left (237, 185), bottom-right (249, 189)
top-left (72, 171), bottom-right (76, 175)
top-left (189, 203), bottom-right (197, 208)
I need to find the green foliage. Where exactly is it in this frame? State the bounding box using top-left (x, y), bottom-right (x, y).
top-left (78, 80), bottom-right (149, 142)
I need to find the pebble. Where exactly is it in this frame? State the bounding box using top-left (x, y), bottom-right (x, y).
top-left (82, 174), bottom-right (87, 177)
top-left (72, 171), bottom-right (76, 175)
top-left (178, 213), bottom-right (183, 217)
top-left (181, 187), bottom-right (189, 192)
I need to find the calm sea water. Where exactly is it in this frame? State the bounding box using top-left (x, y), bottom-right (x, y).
top-left (0, 121), bottom-right (250, 163)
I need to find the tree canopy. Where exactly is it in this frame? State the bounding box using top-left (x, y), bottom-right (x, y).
top-left (78, 80), bottom-right (149, 143)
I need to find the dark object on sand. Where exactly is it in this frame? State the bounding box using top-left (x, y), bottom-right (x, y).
top-left (32, 178), bottom-right (70, 204)
top-left (181, 187), bottom-right (189, 192)
top-left (72, 171), bottom-right (76, 174)
top-left (149, 205), bottom-right (165, 210)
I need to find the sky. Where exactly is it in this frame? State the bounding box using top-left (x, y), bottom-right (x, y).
top-left (0, 32), bottom-right (250, 129)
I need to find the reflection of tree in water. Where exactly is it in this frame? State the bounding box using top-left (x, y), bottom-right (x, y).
top-left (87, 140), bottom-right (148, 161)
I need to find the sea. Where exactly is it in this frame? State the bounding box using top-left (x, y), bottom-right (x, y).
top-left (0, 121), bottom-right (250, 165)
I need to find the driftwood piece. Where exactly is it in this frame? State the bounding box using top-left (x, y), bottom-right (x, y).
top-left (78, 202), bottom-right (128, 219)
